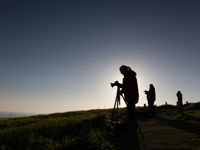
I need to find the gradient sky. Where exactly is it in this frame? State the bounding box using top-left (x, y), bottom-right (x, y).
top-left (0, 0), bottom-right (200, 113)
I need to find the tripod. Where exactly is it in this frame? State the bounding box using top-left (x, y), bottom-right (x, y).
top-left (111, 85), bottom-right (123, 123)
top-left (110, 83), bottom-right (146, 150)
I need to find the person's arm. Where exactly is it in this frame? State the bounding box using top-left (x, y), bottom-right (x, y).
top-left (118, 83), bottom-right (123, 88)
top-left (121, 77), bottom-right (133, 93)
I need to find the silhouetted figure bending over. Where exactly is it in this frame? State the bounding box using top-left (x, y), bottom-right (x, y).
top-left (145, 84), bottom-right (156, 116)
top-left (119, 65), bottom-right (139, 130)
top-left (176, 91), bottom-right (183, 114)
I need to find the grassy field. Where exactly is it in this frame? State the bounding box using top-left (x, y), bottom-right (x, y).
top-left (0, 102), bottom-right (200, 150)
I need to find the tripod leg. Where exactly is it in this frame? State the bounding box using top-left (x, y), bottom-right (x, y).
top-left (111, 97), bottom-right (118, 121)
top-left (111, 88), bottom-right (120, 123)
top-left (116, 98), bottom-right (119, 121)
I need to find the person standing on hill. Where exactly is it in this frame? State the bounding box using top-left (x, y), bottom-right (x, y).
top-left (144, 84), bottom-right (156, 116)
top-left (176, 91), bottom-right (183, 114)
top-left (119, 65), bottom-right (139, 130)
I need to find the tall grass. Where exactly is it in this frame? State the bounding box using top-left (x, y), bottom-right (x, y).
top-left (0, 103), bottom-right (200, 150)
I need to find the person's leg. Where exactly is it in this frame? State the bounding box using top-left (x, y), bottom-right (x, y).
top-left (126, 102), bottom-right (140, 148)
top-left (152, 102), bottom-right (156, 115)
top-left (148, 101), bottom-right (151, 115)
top-left (180, 102), bottom-right (183, 114)
top-left (151, 101), bottom-right (154, 115)
top-left (148, 101), bottom-right (151, 114)
top-left (178, 101), bottom-right (181, 113)
top-left (127, 102), bottom-right (137, 128)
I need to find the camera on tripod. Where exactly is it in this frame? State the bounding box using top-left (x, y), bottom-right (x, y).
top-left (110, 80), bottom-right (121, 123)
top-left (110, 81), bottom-right (121, 88)
top-left (144, 90), bottom-right (149, 95)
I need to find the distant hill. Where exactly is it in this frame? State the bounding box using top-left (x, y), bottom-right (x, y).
top-left (0, 102), bottom-right (200, 150)
top-left (0, 112), bottom-right (37, 119)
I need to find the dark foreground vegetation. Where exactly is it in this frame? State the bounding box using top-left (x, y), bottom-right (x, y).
top-left (0, 102), bottom-right (200, 150)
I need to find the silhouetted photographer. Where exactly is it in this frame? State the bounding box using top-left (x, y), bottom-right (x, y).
top-left (144, 84), bottom-right (156, 116)
top-left (110, 66), bottom-right (145, 150)
top-left (176, 91), bottom-right (183, 114)
top-left (112, 65), bottom-right (139, 130)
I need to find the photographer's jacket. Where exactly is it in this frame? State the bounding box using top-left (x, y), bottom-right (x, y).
top-left (122, 71), bottom-right (139, 103)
